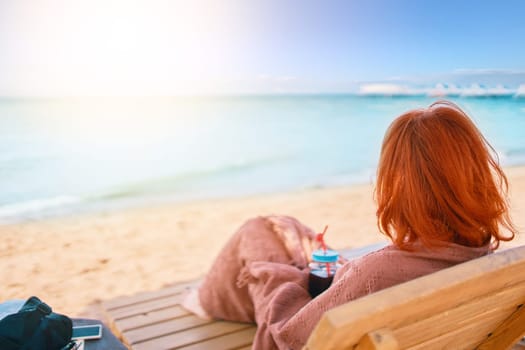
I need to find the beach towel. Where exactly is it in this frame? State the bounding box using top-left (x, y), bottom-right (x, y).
top-left (193, 215), bottom-right (490, 349)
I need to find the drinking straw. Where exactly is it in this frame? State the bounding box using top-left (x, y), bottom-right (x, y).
top-left (315, 225), bottom-right (332, 276)
top-left (315, 225), bottom-right (329, 253)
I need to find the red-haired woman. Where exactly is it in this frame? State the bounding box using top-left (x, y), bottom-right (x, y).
top-left (183, 101), bottom-right (516, 349)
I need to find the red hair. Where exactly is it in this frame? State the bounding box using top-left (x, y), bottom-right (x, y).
top-left (375, 101), bottom-right (516, 250)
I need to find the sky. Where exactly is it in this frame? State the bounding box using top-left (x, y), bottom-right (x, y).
top-left (1, 0), bottom-right (525, 96)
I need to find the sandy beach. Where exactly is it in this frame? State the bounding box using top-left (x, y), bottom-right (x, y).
top-left (1, 165), bottom-right (524, 322)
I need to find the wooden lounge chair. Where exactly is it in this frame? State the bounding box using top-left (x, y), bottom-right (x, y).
top-left (102, 244), bottom-right (525, 350)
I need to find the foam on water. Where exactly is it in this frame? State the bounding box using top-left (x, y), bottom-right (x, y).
top-left (0, 195), bottom-right (83, 223)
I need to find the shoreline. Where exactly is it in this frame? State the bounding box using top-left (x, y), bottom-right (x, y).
top-left (4, 162), bottom-right (525, 226)
top-left (1, 166), bottom-right (524, 320)
top-left (0, 163), bottom-right (381, 226)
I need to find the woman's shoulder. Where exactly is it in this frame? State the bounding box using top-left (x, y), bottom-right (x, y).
top-left (330, 245), bottom-right (422, 298)
top-left (346, 243), bottom-right (404, 263)
top-left (335, 244), bottom-right (403, 278)
top-left (347, 240), bottom-right (490, 265)
top-left (335, 241), bottom-right (490, 288)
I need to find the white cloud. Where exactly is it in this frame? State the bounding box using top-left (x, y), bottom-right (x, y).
top-left (453, 68), bottom-right (525, 75)
top-left (358, 83), bottom-right (416, 96)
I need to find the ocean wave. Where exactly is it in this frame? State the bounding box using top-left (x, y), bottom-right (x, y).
top-left (92, 155), bottom-right (293, 201)
top-left (0, 195), bottom-right (83, 221)
top-left (0, 155), bottom-right (294, 222)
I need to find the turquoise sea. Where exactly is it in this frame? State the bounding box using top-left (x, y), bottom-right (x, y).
top-left (1, 95), bottom-right (525, 223)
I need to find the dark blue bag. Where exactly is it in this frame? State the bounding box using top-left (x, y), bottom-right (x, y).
top-left (0, 296), bottom-right (74, 350)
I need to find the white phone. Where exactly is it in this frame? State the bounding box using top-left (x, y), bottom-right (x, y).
top-left (71, 324), bottom-right (103, 340)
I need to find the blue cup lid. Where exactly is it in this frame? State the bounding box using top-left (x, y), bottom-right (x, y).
top-left (312, 249), bottom-right (339, 263)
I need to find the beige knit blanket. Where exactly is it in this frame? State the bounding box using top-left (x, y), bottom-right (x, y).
top-left (192, 216), bottom-right (489, 349)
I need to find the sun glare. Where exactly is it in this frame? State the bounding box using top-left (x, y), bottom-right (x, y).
top-left (4, 1), bottom-right (243, 96)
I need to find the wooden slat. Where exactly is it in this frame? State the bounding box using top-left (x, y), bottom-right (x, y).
top-left (177, 327), bottom-right (256, 350)
top-left (103, 281), bottom-right (198, 310)
top-left (405, 306), bottom-right (523, 350)
top-left (132, 321), bottom-right (254, 350)
top-left (478, 304), bottom-right (525, 350)
top-left (394, 282), bottom-right (525, 348)
top-left (110, 294), bottom-right (186, 320)
top-left (115, 305), bottom-right (191, 332)
top-left (126, 315), bottom-right (212, 344)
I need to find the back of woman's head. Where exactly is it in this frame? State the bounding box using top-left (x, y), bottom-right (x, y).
top-left (375, 100), bottom-right (515, 249)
